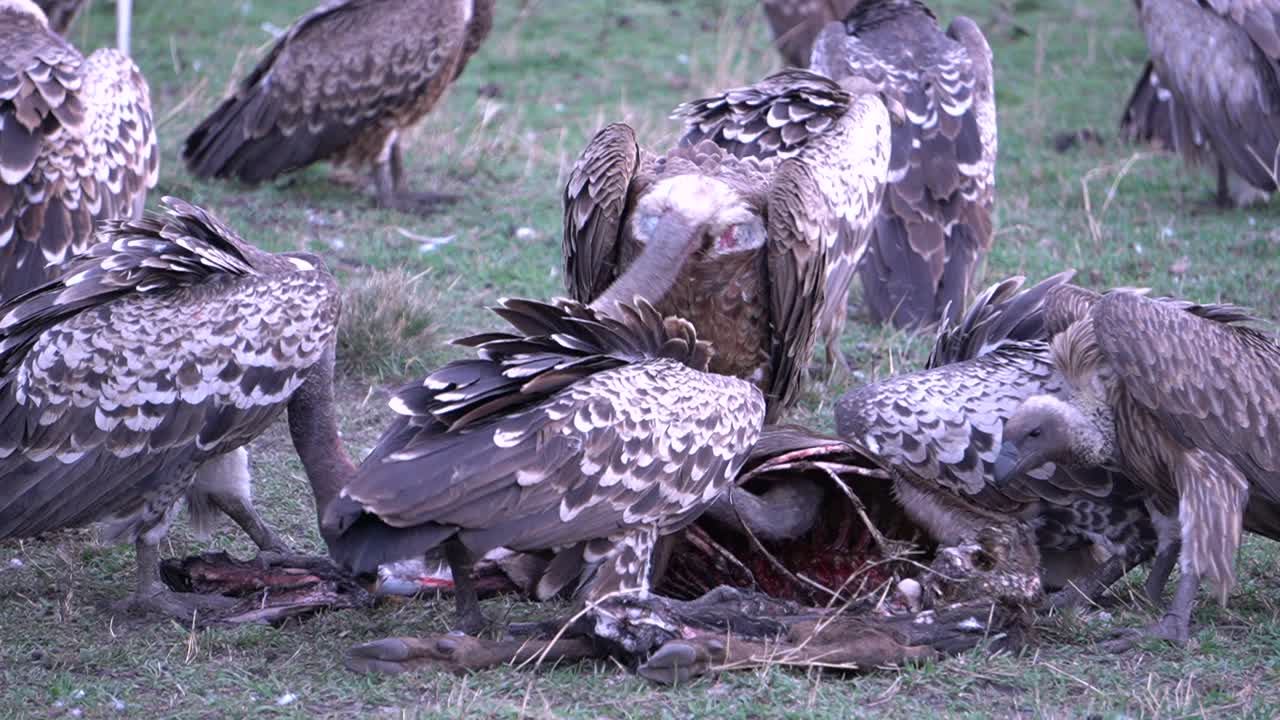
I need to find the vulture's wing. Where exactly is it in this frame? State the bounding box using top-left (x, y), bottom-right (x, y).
top-left (182, 0), bottom-right (471, 183)
top-left (0, 14), bottom-right (88, 299)
top-left (34, 0), bottom-right (88, 35)
top-left (764, 83), bottom-right (890, 416)
top-left (1, 48), bottom-right (158, 300)
top-left (0, 198), bottom-right (340, 538)
top-left (1093, 291), bottom-right (1280, 496)
top-left (327, 299), bottom-right (766, 575)
top-left (1120, 61), bottom-right (1211, 164)
top-left (561, 123), bottom-right (650, 303)
top-left (815, 13), bottom-right (996, 327)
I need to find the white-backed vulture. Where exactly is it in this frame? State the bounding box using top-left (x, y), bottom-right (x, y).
top-left (810, 0), bottom-right (996, 329)
top-left (0, 197), bottom-right (356, 619)
top-left (836, 273), bottom-right (1168, 606)
top-left (1122, 0), bottom-right (1280, 207)
top-left (565, 69), bottom-right (891, 418)
top-left (0, 0), bottom-right (158, 300)
top-left (182, 0), bottom-right (494, 213)
top-left (760, 0), bottom-right (860, 67)
top-left (999, 287), bottom-right (1280, 644)
top-left (325, 297), bottom-right (765, 632)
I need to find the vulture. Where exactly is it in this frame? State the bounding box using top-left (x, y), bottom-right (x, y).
top-left (0, 0), bottom-right (158, 300)
top-left (565, 69), bottom-right (891, 417)
top-left (836, 273), bottom-right (1166, 605)
top-left (0, 197), bottom-right (356, 619)
top-left (182, 0), bottom-right (494, 213)
top-left (810, 0), bottom-right (997, 329)
top-left (760, 0), bottom-right (860, 68)
top-left (1121, 0), bottom-right (1280, 207)
top-left (326, 172), bottom-right (771, 632)
top-left (999, 287), bottom-right (1280, 643)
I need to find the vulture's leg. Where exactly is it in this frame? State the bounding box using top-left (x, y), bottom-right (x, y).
top-left (1146, 569), bottom-right (1197, 644)
top-left (1143, 540), bottom-right (1179, 607)
top-left (1216, 162), bottom-right (1232, 209)
top-left (1046, 553), bottom-right (1131, 610)
top-left (822, 334), bottom-right (851, 382)
top-left (113, 536), bottom-right (235, 620)
top-left (444, 540), bottom-right (489, 635)
top-left (372, 138), bottom-right (457, 214)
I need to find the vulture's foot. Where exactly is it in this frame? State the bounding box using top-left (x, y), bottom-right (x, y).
top-left (111, 585), bottom-right (237, 622)
top-left (375, 190), bottom-right (459, 216)
top-left (1099, 618), bottom-right (1191, 653)
top-left (345, 635), bottom-right (602, 675)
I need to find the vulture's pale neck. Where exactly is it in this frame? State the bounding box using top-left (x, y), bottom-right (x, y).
top-left (1069, 395), bottom-right (1117, 468)
top-left (590, 212), bottom-right (700, 320)
top-left (287, 342), bottom-right (357, 536)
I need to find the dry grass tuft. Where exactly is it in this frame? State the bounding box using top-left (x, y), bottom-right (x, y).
top-left (337, 268), bottom-right (440, 381)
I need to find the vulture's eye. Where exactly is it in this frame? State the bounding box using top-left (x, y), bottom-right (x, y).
top-left (1028, 428), bottom-right (1042, 439)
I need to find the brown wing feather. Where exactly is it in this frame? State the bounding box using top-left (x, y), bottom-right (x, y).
top-left (815, 5), bottom-right (995, 328)
top-left (1, 48), bottom-right (158, 300)
top-left (1094, 291), bottom-right (1280, 493)
top-left (0, 198), bottom-right (340, 540)
top-left (34, 0), bottom-right (88, 35)
top-left (562, 123), bottom-right (645, 303)
top-left (182, 0), bottom-right (477, 182)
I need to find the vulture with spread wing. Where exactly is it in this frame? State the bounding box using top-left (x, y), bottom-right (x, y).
top-left (326, 166), bottom-right (770, 633)
top-left (0, 197), bottom-right (356, 619)
top-left (760, 0), bottom-right (860, 67)
top-left (836, 273), bottom-right (1167, 605)
top-left (182, 0), bottom-right (493, 213)
top-left (1000, 287), bottom-right (1280, 644)
top-left (1122, 0), bottom-right (1280, 207)
top-left (0, 0), bottom-right (157, 300)
top-left (565, 69), bottom-right (891, 416)
top-left (810, 0), bottom-right (996, 328)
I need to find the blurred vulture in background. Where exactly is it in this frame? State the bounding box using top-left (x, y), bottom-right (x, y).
top-left (563, 69), bottom-right (890, 419)
top-left (0, 198), bottom-right (356, 619)
top-left (1122, 0), bottom-right (1280, 207)
top-left (760, 0), bottom-right (859, 67)
top-left (1000, 287), bottom-right (1280, 645)
top-left (810, 0), bottom-right (997, 329)
top-left (0, 0), bottom-right (157, 300)
top-left (183, 0), bottom-right (494, 214)
top-left (836, 273), bottom-right (1167, 606)
top-left (34, 0), bottom-right (132, 53)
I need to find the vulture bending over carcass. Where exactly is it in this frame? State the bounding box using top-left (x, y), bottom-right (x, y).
top-left (0, 197), bottom-right (355, 619)
top-left (567, 69), bottom-right (891, 414)
top-left (1000, 286), bottom-right (1280, 644)
top-left (837, 273), bottom-right (1168, 607)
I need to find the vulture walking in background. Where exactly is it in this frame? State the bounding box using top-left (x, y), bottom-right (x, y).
top-left (836, 273), bottom-right (1167, 606)
top-left (1122, 0), bottom-right (1280, 207)
top-left (999, 287), bottom-right (1280, 644)
top-left (810, 0), bottom-right (996, 329)
top-left (183, 0), bottom-right (494, 214)
top-left (325, 166), bottom-right (771, 634)
top-left (0, 0), bottom-right (158, 300)
top-left (760, 0), bottom-right (859, 67)
top-left (0, 197), bottom-right (356, 619)
top-left (565, 69), bottom-right (891, 417)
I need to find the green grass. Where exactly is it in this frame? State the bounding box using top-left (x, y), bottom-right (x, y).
top-left (3, 0), bottom-right (1280, 717)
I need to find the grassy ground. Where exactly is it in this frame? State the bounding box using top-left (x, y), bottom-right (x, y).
top-left (3, 0), bottom-right (1280, 717)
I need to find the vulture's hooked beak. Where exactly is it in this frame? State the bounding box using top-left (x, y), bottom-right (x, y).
top-left (993, 441), bottom-right (1047, 485)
